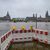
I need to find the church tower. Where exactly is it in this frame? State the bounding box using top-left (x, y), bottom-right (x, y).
top-left (6, 11), bottom-right (11, 19)
top-left (4, 11), bottom-right (11, 21)
top-left (33, 14), bottom-right (35, 17)
top-left (45, 11), bottom-right (49, 18)
top-left (6, 11), bottom-right (10, 16)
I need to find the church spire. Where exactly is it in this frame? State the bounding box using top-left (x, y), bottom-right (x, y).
top-left (4, 11), bottom-right (11, 20)
top-left (33, 13), bottom-right (35, 17)
top-left (6, 11), bottom-right (10, 16)
top-left (45, 11), bottom-right (48, 18)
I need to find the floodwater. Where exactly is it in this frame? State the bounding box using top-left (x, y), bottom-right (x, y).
top-left (0, 22), bottom-right (50, 36)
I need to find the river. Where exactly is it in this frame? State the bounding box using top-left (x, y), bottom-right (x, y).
top-left (0, 22), bottom-right (50, 36)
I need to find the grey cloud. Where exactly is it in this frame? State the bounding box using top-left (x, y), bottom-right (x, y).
top-left (0, 0), bottom-right (50, 18)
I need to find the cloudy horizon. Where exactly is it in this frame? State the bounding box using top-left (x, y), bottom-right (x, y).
top-left (0, 0), bottom-right (50, 18)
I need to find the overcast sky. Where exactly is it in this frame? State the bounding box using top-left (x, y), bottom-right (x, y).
top-left (0, 0), bottom-right (50, 18)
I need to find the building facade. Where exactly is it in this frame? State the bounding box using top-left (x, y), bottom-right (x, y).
top-left (25, 14), bottom-right (37, 22)
top-left (0, 12), bottom-right (11, 21)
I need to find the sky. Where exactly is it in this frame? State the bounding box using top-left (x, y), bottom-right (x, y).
top-left (0, 0), bottom-right (50, 18)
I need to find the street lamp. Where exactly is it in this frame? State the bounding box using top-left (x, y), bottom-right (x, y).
top-left (36, 14), bottom-right (37, 29)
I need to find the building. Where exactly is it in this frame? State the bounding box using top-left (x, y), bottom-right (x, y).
top-left (16, 18), bottom-right (25, 21)
top-left (0, 12), bottom-right (11, 21)
top-left (25, 14), bottom-right (37, 22)
top-left (37, 15), bottom-right (45, 22)
top-left (25, 11), bottom-right (50, 22)
top-left (45, 11), bottom-right (50, 22)
top-left (12, 18), bottom-right (25, 22)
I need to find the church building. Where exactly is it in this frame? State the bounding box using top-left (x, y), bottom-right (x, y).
top-left (0, 11), bottom-right (11, 21)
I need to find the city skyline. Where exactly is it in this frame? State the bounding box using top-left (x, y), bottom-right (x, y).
top-left (0, 0), bottom-right (50, 18)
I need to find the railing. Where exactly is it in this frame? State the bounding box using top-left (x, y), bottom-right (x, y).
top-left (0, 27), bottom-right (50, 50)
top-left (12, 29), bottom-right (49, 44)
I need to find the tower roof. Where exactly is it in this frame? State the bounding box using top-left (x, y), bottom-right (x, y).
top-left (6, 11), bottom-right (10, 16)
